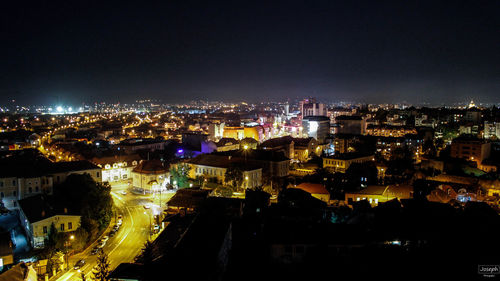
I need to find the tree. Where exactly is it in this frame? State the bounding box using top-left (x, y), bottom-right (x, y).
top-left (136, 240), bottom-right (155, 265)
top-left (169, 163), bottom-right (191, 188)
top-left (54, 174), bottom-right (114, 233)
top-left (224, 165), bottom-right (243, 191)
top-left (72, 226), bottom-right (90, 251)
top-left (92, 250), bottom-right (111, 281)
top-left (80, 215), bottom-right (99, 242)
top-left (46, 223), bottom-right (59, 249)
top-left (39, 224), bottom-right (64, 277)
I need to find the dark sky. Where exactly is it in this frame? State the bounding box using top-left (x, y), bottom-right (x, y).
top-left (1, 0), bottom-right (499, 105)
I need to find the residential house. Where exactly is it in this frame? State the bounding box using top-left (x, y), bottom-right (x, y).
top-left (186, 154), bottom-right (262, 189)
top-left (18, 195), bottom-right (81, 248)
top-left (92, 154), bottom-right (141, 182)
top-left (292, 183), bottom-right (330, 203)
top-left (131, 160), bottom-right (169, 193)
top-left (344, 185), bottom-right (413, 206)
top-left (323, 153), bottom-right (374, 173)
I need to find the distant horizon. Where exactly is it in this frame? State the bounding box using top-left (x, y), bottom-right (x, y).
top-left (0, 96), bottom-right (499, 109)
top-left (2, 1), bottom-right (499, 107)
top-left (1, 92), bottom-right (499, 107)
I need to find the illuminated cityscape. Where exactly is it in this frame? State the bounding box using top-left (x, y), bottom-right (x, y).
top-left (1, 1), bottom-right (500, 281)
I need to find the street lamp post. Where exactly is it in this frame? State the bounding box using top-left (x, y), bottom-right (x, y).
top-left (243, 145), bottom-right (249, 166)
top-left (65, 235), bottom-right (75, 270)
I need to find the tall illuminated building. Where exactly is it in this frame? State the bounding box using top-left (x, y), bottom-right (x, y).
top-left (299, 98), bottom-right (327, 118)
top-left (302, 116), bottom-right (330, 143)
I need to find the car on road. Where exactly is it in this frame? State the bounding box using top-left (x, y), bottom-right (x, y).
top-left (100, 236), bottom-right (109, 243)
top-left (97, 240), bottom-right (106, 248)
top-left (74, 259), bottom-right (85, 270)
top-left (153, 224), bottom-right (160, 233)
top-left (143, 204), bottom-right (150, 209)
top-left (119, 190), bottom-right (127, 195)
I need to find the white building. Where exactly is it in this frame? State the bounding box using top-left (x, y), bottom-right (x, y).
top-left (18, 195), bottom-right (81, 248)
top-left (484, 121), bottom-right (500, 139)
top-left (92, 155), bottom-right (141, 182)
top-left (131, 160), bottom-right (169, 193)
top-left (0, 159), bottom-right (100, 210)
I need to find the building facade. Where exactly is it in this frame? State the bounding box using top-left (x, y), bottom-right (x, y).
top-left (302, 116), bottom-right (330, 143)
top-left (336, 116), bottom-right (366, 135)
top-left (18, 195), bottom-right (81, 248)
top-left (450, 136), bottom-right (491, 164)
top-left (187, 155), bottom-right (262, 189)
top-left (323, 153), bottom-right (374, 173)
top-left (92, 155), bottom-right (141, 183)
top-left (131, 160), bottom-right (169, 193)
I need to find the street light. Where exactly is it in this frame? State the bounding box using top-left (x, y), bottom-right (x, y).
top-left (65, 235), bottom-right (75, 270)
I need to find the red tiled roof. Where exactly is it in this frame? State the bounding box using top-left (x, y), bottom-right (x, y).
top-left (294, 183), bottom-right (329, 195)
top-left (132, 160), bottom-right (168, 174)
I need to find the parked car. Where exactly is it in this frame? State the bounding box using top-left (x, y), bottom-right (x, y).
top-left (117, 219), bottom-right (123, 226)
top-left (100, 236), bottom-right (109, 243)
top-left (119, 190), bottom-right (127, 195)
top-left (143, 204), bottom-right (150, 209)
top-left (117, 214), bottom-right (123, 220)
top-left (91, 247), bottom-right (100, 255)
top-left (113, 224), bottom-right (120, 231)
top-left (153, 224), bottom-right (160, 234)
top-left (97, 240), bottom-right (106, 249)
top-left (74, 259), bottom-right (85, 270)
top-left (109, 230), bottom-right (116, 237)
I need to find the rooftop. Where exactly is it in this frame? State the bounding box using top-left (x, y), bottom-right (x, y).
top-left (336, 115), bottom-right (363, 121)
top-left (325, 152), bottom-right (374, 160)
top-left (216, 138), bottom-right (240, 147)
top-left (18, 194), bottom-right (80, 224)
top-left (132, 159), bottom-right (168, 174)
top-left (91, 153), bottom-right (142, 166)
top-left (213, 149), bottom-right (289, 162)
top-left (293, 183), bottom-right (329, 195)
top-left (260, 136), bottom-right (294, 147)
top-left (167, 189), bottom-right (209, 209)
top-left (47, 160), bottom-right (101, 174)
top-left (292, 137), bottom-right (315, 147)
top-left (302, 116), bottom-right (330, 121)
top-left (187, 154), bottom-right (262, 170)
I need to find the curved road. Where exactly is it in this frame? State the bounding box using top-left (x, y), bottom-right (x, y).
top-left (56, 182), bottom-right (173, 281)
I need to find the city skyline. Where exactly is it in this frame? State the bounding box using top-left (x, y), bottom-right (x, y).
top-left (2, 1), bottom-right (500, 280)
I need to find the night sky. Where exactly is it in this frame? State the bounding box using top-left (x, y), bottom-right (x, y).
top-left (1, 0), bottom-right (499, 105)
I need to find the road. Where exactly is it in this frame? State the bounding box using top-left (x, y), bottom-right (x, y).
top-left (56, 182), bottom-right (175, 281)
